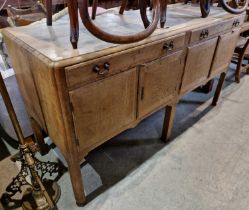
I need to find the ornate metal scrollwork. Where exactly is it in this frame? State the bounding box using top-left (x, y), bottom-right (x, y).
top-left (36, 159), bottom-right (60, 178)
top-left (1, 166), bottom-right (30, 204)
top-left (0, 143), bottom-right (61, 205)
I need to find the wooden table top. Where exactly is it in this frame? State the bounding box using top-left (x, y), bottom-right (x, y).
top-left (2, 4), bottom-right (239, 66)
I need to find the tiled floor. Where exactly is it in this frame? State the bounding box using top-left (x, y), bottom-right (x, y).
top-left (0, 65), bottom-right (248, 209)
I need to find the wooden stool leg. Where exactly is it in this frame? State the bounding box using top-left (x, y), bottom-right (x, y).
top-left (30, 118), bottom-right (49, 155)
top-left (68, 160), bottom-right (86, 206)
top-left (140, 0), bottom-right (150, 28)
top-left (235, 54), bottom-right (243, 83)
top-left (119, 0), bottom-right (127, 14)
top-left (160, 0), bottom-right (167, 28)
top-left (161, 104), bottom-right (176, 142)
top-left (212, 72), bottom-right (226, 106)
top-left (67, 0), bottom-right (79, 49)
top-left (92, 0), bottom-right (98, 20)
top-left (46, 0), bottom-right (52, 26)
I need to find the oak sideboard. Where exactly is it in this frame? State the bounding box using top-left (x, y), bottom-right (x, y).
top-left (3, 4), bottom-right (243, 205)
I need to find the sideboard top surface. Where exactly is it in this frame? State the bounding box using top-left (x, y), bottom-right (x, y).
top-left (2, 4), bottom-right (240, 66)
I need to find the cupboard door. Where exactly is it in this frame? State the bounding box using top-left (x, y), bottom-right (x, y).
top-left (180, 37), bottom-right (218, 95)
top-left (209, 29), bottom-right (240, 77)
top-left (138, 50), bottom-right (184, 118)
top-left (69, 68), bottom-right (137, 152)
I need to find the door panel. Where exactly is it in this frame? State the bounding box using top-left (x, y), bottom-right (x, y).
top-left (138, 50), bottom-right (184, 118)
top-left (209, 29), bottom-right (240, 77)
top-left (180, 37), bottom-right (218, 94)
top-left (69, 68), bottom-right (137, 152)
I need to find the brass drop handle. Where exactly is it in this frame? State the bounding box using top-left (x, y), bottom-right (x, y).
top-left (103, 62), bottom-right (110, 70)
top-left (99, 62), bottom-right (110, 75)
top-left (200, 29), bottom-right (209, 40)
top-left (92, 65), bottom-right (101, 73)
top-left (232, 19), bottom-right (240, 28)
top-left (163, 41), bottom-right (174, 51)
top-left (92, 63), bottom-right (110, 75)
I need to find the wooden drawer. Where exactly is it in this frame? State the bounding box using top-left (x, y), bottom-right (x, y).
top-left (180, 37), bottom-right (218, 95)
top-left (65, 33), bottom-right (185, 89)
top-left (209, 29), bottom-right (240, 77)
top-left (190, 15), bottom-right (244, 44)
top-left (69, 68), bottom-right (138, 153)
top-left (138, 50), bottom-right (184, 118)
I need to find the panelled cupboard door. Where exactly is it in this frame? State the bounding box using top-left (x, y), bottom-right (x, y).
top-left (69, 68), bottom-right (137, 153)
top-left (180, 37), bottom-right (218, 95)
top-left (209, 29), bottom-right (240, 77)
top-left (138, 50), bottom-right (184, 118)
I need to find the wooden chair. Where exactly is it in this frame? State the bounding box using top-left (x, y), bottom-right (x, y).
top-left (92, 0), bottom-right (150, 20)
top-left (6, 1), bottom-right (47, 26)
top-left (45, 0), bottom-right (160, 48)
top-left (45, 0), bottom-right (247, 49)
top-left (232, 36), bottom-right (249, 83)
top-left (91, 0), bottom-right (167, 28)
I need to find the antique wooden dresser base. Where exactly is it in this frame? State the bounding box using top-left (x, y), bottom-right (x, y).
top-left (3, 4), bottom-right (243, 205)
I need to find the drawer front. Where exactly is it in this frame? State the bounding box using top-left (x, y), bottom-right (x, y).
top-left (138, 50), bottom-right (184, 118)
top-left (209, 29), bottom-right (240, 77)
top-left (190, 15), bottom-right (244, 44)
top-left (181, 37), bottom-right (218, 95)
top-left (65, 33), bottom-right (185, 89)
top-left (69, 68), bottom-right (137, 152)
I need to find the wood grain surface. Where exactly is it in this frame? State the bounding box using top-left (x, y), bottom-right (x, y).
top-left (2, 4), bottom-right (244, 205)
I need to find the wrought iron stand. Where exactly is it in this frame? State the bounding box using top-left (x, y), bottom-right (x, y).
top-left (0, 73), bottom-right (61, 210)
